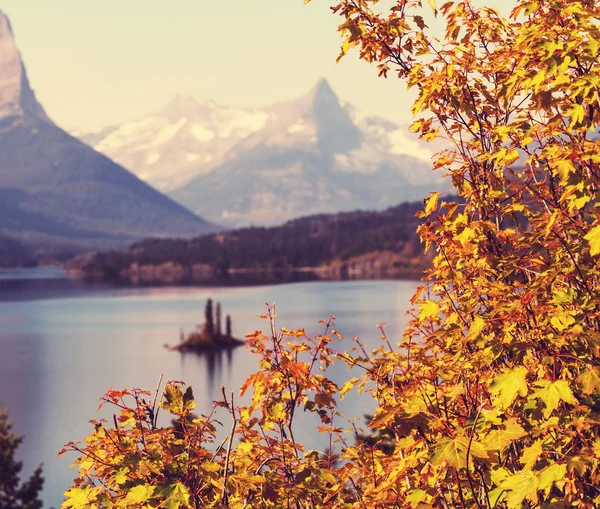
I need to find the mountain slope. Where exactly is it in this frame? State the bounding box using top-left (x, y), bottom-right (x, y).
top-left (0, 11), bottom-right (217, 253)
top-left (75, 79), bottom-right (444, 228)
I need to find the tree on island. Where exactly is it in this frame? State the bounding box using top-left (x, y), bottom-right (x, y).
top-left (0, 406), bottom-right (44, 509)
top-left (173, 299), bottom-right (242, 352)
top-left (225, 314), bottom-right (232, 339)
top-left (203, 298), bottom-right (214, 340)
top-left (215, 302), bottom-right (222, 337)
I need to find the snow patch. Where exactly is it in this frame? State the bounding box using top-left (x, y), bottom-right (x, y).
top-left (388, 129), bottom-right (433, 161)
top-left (190, 123), bottom-right (216, 142)
top-left (186, 153), bottom-right (201, 162)
top-left (94, 116), bottom-right (158, 151)
top-left (153, 118), bottom-right (188, 146)
top-left (146, 152), bottom-right (161, 165)
top-left (335, 147), bottom-right (384, 173)
top-left (334, 154), bottom-right (350, 169)
top-left (115, 116), bottom-right (157, 136)
top-left (288, 121), bottom-right (305, 134)
top-left (220, 111), bottom-right (271, 137)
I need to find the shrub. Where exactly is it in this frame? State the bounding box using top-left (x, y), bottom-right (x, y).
top-left (61, 1), bottom-right (600, 507)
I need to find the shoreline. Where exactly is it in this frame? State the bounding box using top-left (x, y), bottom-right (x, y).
top-left (65, 251), bottom-right (429, 287)
top-left (66, 266), bottom-right (426, 288)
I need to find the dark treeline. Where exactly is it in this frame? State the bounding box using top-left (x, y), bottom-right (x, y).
top-left (75, 200), bottom-right (428, 275)
top-left (0, 237), bottom-right (37, 268)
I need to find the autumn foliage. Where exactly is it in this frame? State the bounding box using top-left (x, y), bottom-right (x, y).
top-left (61, 0), bottom-right (600, 508)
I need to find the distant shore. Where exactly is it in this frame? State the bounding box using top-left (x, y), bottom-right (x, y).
top-left (66, 251), bottom-right (428, 287)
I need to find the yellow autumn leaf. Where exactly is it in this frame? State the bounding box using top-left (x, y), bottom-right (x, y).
top-left (530, 380), bottom-right (578, 418)
top-left (538, 463), bottom-right (567, 495)
top-left (584, 224), bottom-right (600, 256)
top-left (577, 367), bottom-right (600, 395)
top-left (432, 434), bottom-right (488, 468)
top-left (467, 316), bottom-right (486, 339)
top-left (499, 470), bottom-right (538, 506)
top-left (593, 439), bottom-right (600, 457)
top-left (62, 487), bottom-right (98, 509)
top-left (550, 311), bottom-right (575, 331)
top-left (269, 401), bottom-right (286, 421)
top-left (457, 227), bottom-right (477, 246)
top-left (483, 419), bottom-right (527, 452)
top-left (519, 439), bottom-right (543, 469)
top-left (123, 484), bottom-right (155, 505)
top-left (418, 299), bottom-right (439, 321)
top-left (424, 192), bottom-right (440, 215)
top-left (490, 367), bottom-right (528, 409)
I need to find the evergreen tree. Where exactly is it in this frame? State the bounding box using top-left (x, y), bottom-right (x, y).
top-left (225, 315), bottom-right (232, 339)
top-left (215, 303), bottom-right (222, 338)
top-left (0, 406), bottom-right (44, 509)
top-left (204, 299), bottom-right (214, 340)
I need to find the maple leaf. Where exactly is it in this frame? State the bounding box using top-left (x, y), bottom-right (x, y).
top-left (519, 440), bottom-right (543, 470)
top-left (483, 418), bottom-right (527, 452)
top-left (123, 484), bottom-right (155, 505)
top-left (432, 434), bottom-right (488, 468)
top-left (424, 192), bottom-right (440, 215)
top-left (418, 300), bottom-right (439, 321)
top-left (499, 470), bottom-right (538, 507)
top-left (62, 487), bottom-right (98, 508)
top-left (530, 380), bottom-right (578, 418)
top-left (161, 482), bottom-right (190, 509)
top-left (538, 464), bottom-right (567, 496)
top-left (467, 316), bottom-right (486, 339)
top-left (584, 225), bottom-right (600, 256)
top-left (578, 367), bottom-right (600, 395)
top-left (490, 367), bottom-right (528, 409)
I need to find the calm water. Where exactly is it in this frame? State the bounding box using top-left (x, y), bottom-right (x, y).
top-left (0, 268), bottom-right (418, 508)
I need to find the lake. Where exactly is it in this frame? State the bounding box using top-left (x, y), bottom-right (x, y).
top-left (0, 268), bottom-right (419, 508)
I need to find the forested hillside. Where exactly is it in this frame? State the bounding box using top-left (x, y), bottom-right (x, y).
top-left (0, 237), bottom-right (36, 267)
top-left (70, 199), bottom-right (431, 284)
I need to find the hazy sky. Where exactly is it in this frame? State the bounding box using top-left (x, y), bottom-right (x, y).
top-left (1, 1), bottom-right (511, 130)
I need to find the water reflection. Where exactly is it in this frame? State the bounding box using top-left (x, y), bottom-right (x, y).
top-left (0, 273), bottom-right (419, 508)
top-left (176, 347), bottom-right (236, 398)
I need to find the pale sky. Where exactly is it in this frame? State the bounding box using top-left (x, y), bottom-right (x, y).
top-left (1, 0), bottom-right (511, 130)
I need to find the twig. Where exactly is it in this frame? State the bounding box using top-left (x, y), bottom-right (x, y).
top-left (221, 388), bottom-right (237, 505)
top-left (151, 374), bottom-right (164, 429)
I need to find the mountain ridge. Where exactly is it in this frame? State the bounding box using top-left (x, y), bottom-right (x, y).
top-left (0, 11), bottom-right (217, 255)
top-left (0, 10), bottom-right (51, 123)
top-left (74, 79), bottom-right (444, 227)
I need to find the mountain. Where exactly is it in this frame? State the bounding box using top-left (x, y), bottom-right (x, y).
top-left (68, 199), bottom-right (432, 285)
top-left (75, 80), bottom-right (444, 228)
top-left (173, 80), bottom-right (443, 226)
top-left (0, 11), bottom-right (217, 256)
top-left (74, 96), bottom-right (273, 192)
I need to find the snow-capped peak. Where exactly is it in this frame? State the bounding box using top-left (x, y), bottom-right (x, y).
top-left (72, 80), bottom-right (443, 228)
top-left (74, 95), bottom-right (274, 192)
top-left (0, 10), bottom-right (52, 123)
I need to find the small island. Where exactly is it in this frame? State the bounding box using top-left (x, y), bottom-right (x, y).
top-left (170, 298), bottom-right (244, 353)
